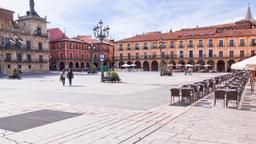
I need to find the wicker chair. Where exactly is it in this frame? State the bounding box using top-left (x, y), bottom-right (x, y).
top-left (226, 90), bottom-right (239, 108)
top-left (214, 90), bottom-right (226, 107)
top-left (181, 89), bottom-right (194, 104)
top-left (170, 88), bottom-right (180, 104)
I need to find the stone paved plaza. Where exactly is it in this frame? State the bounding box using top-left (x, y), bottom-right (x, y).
top-left (0, 72), bottom-right (255, 144)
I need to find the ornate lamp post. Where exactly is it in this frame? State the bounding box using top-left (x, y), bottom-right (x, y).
top-left (93, 20), bottom-right (110, 82)
top-left (10, 35), bottom-right (23, 76)
top-left (159, 39), bottom-right (163, 76)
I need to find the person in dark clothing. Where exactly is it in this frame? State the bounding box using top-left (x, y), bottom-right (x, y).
top-left (67, 68), bottom-right (74, 86)
top-left (60, 70), bottom-right (65, 86)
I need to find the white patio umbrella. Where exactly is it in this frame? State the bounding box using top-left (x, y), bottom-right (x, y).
top-left (176, 64), bottom-right (184, 67)
top-left (231, 56), bottom-right (256, 70)
top-left (194, 64), bottom-right (202, 67)
top-left (185, 64), bottom-right (193, 67)
top-left (130, 64), bottom-right (137, 67)
top-left (203, 64), bottom-right (212, 67)
top-left (168, 64), bottom-right (175, 67)
top-left (121, 64), bottom-right (131, 68)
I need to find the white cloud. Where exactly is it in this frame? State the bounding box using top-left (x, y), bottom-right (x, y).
top-left (0, 0), bottom-right (253, 40)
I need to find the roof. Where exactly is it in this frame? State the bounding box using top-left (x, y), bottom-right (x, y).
top-left (48, 28), bottom-right (68, 42)
top-left (0, 7), bottom-right (14, 13)
top-left (76, 35), bottom-right (114, 45)
top-left (115, 20), bottom-right (256, 43)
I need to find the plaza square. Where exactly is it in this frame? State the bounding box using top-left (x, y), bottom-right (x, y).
top-left (0, 0), bottom-right (256, 144)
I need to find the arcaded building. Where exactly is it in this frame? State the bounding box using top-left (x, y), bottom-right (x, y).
top-left (49, 28), bottom-right (91, 71)
top-left (0, 0), bottom-right (49, 74)
top-left (115, 7), bottom-right (256, 72)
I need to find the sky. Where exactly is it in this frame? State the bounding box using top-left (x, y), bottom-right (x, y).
top-left (0, 0), bottom-right (254, 40)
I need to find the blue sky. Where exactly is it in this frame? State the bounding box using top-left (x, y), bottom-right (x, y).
top-left (0, 0), bottom-right (254, 40)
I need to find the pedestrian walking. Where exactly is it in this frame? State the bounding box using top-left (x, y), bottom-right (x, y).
top-left (67, 68), bottom-right (74, 86)
top-left (59, 70), bottom-right (66, 86)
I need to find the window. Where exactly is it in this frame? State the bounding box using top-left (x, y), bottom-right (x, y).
top-left (36, 27), bottom-right (42, 36)
top-left (208, 39), bottom-right (213, 47)
top-left (144, 52), bottom-right (148, 59)
top-left (240, 50), bottom-right (245, 58)
top-left (219, 40), bottom-right (224, 47)
top-left (229, 40), bottom-right (235, 47)
top-left (127, 44), bottom-right (131, 50)
top-left (8, 65), bottom-right (11, 69)
top-left (60, 53), bottom-right (64, 59)
top-left (240, 39), bottom-right (246, 46)
top-left (38, 42), bottom-right (43, 51)
top-left (170, 51), bottom-right (174, 59)
top-left (17, 54), bottom-right (22, 62)
top-left (144, 43), bottom-right (148, 49)
top-left (219, 51), bottom-right (223, 58)
top-left (135, 43), bottom-right (140, 50)
top-left (70, 53), bottom-right (73, 59)
top-left (119, 44), bottom-right (123, 51)
top-left (189, 50), bottom-right (193, 58)
top-left (161, 52), bottom-right (165, 58)
top-left (179, 41), bottom-right (184, 48)
top-left (251, 50), bottom-right (255, 56)
top-left (136, 53), bottom-right (139, 59)
top-left (27, 54), bottom-right (31, 62)
top-left (198, 40), bottom-right (203, 47)
top-left (199, 50), bottom-right (203, 58)
top-left (128, 53), bottom-right (131, 59)
top-left (188, 40), bottom-right (193, 48)
top-left (6, 53), bottom-right (11, 62)
top-left (251, 39), bottom-right (256, 46)
top-left (152, 52), bottom-right (156, 58)
top-left (170, 42), bottom-right (175, 48)
top-left (152, 42), bottom-right (158, 49)
top-left (179, 51), bottom-right (184, 58)
top-left (39, 55), bottom-right (43, 63)
top-left (28, 65), bottom-right (31, 69)
top-left (26, 41), bottom-right (31, 49)
top-left (209, 50), bottom-right (213, 58)
top-left (229, 51), bottom-right (234, 58)
top-left (162, 42), bottom-right (167, 48)
top-left (120, 54), bottom-right (123, 60)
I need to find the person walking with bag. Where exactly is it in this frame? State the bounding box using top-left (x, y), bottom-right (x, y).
top-left (60, 70), bottom-right (66, 86)
top-left (67, 68), bottom-right (74, 86)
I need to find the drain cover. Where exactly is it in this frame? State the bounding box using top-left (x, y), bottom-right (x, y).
top-left (0, 110), bottom-right (81, 132)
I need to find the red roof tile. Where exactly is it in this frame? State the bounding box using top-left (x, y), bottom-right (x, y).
top-left (48, 28), bottom-right (68, 42)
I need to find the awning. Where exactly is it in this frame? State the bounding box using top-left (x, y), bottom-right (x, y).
top-left (231, 56), bottom-right (256, 70)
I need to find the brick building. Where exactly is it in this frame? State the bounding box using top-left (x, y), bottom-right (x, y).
top-left (49, 28), bottom-right (90, 71)
top-left (114, 7), bottom-right (256, 72)
top-left (0, 0), bottom-right (49, 74)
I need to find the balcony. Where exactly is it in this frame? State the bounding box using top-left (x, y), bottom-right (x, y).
top-left (208, 44), bottom-right (214, 47)
top-left (250, 43), bottom-right (256, 46)
top-left (218, 44), bottom-right (225, 47)
top-left (178, 45), bottom-right (184, 48)
top-left (118, 48), bottom-right (124, 51)
top-left (197, 45), bottom-right (204, 48)
top-left (135, 47), bottom-right (140, 50)
top-left (127, 47), bottom-right (132, 51)
top-left (170, 45), bottom-right (175, 48)
top-left (228, 44), bottom-right (236, 47)
top-left (239, 44), bottom-right (246, 47)
top-left (143, 46), bottom-right (149, 50)
top-left (187, 44), bottom-right (194, 48)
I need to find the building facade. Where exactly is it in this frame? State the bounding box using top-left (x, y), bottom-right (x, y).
top-left (77, 36), bottom-right (115, 69)
top-left (114, 7), bottom-right (256, 72)
top-left (0, 0), bottom-right (49, 74)
top-left (49, 28), bottom-right (91, 71)
top-left (49, 31), bottom-right (115, 71)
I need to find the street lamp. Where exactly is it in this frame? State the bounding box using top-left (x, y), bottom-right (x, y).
top-left (159, 39), bottom-right (163, 76)
top-left (9, 35), bottom-right (23, 76)
top-left (93, 20), bottom-right (110, 82)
